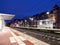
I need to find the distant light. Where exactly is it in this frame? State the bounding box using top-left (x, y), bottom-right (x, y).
top-left (39, 20), bottom-right (42, 25)
top-left (29, 17), bottom-right (34, 21)
top-left (40, 22), bottom-right (42, 25)
top-left (25, 20), bottom-right (27, 22)
top-left (46, 12), bottom-right (49, 14)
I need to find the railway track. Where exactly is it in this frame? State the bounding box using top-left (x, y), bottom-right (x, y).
top-left (13, 27), bottom-right (60, 45)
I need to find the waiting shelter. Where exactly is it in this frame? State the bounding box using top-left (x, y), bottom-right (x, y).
top-left (0, 13), bottom-right (15, 30)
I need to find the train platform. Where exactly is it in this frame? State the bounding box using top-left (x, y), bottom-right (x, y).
top-left (0, 26), bottom-right (50, 45)
top-left (19, 27), bottom-right (60, 33)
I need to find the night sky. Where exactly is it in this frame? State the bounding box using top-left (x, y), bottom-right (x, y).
top-left (0, 0), bottom-right (60, 19)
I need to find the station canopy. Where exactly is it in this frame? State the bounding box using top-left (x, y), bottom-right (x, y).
top-left (0, 13), bottom-right (15, 20)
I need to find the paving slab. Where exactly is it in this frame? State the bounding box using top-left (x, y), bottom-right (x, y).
top-left (11, 28), bottom-right (50, 45)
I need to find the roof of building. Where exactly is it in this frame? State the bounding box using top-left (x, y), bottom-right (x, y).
top-left (0, 13), bottom-right (15, 20)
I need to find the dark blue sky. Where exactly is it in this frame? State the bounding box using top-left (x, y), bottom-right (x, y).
top-left (0, 0), bottom-right (60, 19)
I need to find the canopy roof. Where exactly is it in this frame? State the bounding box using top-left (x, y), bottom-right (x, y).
top-left (0, 13), bottom-right (15, 20)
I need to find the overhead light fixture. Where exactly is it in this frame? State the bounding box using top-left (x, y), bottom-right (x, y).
top-left (46, 12), bottom-right (49, 14)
